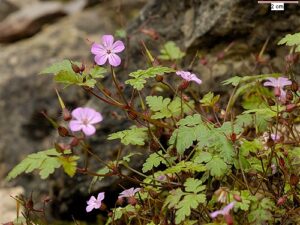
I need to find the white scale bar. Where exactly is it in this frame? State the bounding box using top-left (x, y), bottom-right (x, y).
top-left (271, 2), bottom-right (285, 10)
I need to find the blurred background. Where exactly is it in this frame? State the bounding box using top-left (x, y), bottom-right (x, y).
top-left (0, 0), bottom-right (299, 223)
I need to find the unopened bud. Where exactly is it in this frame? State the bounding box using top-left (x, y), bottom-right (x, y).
top-left (286, 90), bottom-right (293, 101)
top-left (267, 98), bottom-right (275, 106)
top-left (286, 104), bottom-right (296, 112)
top-left (178, 81), bottom-right (190, 90)
top-left (291, 80), bottom-right (299, 92)
top-left (230, 133), bottom-right (237, 142)
top-left (155, 74), bottom-right (163, 82)
top-left (290, 174), bottom-right (299, 186)
top-left (233, 194), bottom-right (242, 202)
top-left (277, 196), bottom-right (286, 206)
top-left (128, 197), bottom-right (137, 206)
top-left (199, 57), bottom-right (208, 66)
top-left (58, 126), bottom-right (69, 137)
top-left (62, 108), bottom-right (72, 121)
top-left (70, 137), bottom-right (79, 147)
top-left (71, 63), bottom-right (81, 73)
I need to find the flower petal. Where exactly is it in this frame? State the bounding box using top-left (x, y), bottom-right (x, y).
top-left (97, 192), bottom-right (105, 202)
top-left (72, 107), bottom-right (84, 120)
top-left (91, 43), bottom-right (106, 55)
top-left (87, 196), bottom-right (96, 205)
top-left (69, 120), bottom-right (83, 132)
top-left (112, 40), bottom-right (125, 53)
top-left (82, 124), bottom-right (96, 136)
top-left (89, 112), bottom-right (103, 124)
top-left (86, 204), bottom-right (95, 213)
top-left (210, 209), bottom-right (223, 218)
top-left (102, 35), bottom-right (114, 48)
top-left (108, 53), bottom-right (121, 67)
top-left (278, 77), bottom-right (292, 86)
top-left (95, 53), bottom-right (108, 65)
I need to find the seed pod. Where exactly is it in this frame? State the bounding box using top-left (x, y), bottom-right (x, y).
top-left (58, 126), bottom-right (69, 137)
top-left (70, 137), bottom-right (79, 147)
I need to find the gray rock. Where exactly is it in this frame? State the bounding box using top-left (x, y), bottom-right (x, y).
top-left (0, 0), bottom-right (18, 22)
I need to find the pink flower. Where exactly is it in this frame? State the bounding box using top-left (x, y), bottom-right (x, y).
top-left (69, 107), bottom-right (103, 136)
top-left (118, 188), bottom-right (141, 199)
top-left (271, 133), bottom-right (281, 142)
top-left (91, 35), bottom-right (125, 67)
top-left (264, 77), bottom-right (291, 103)
top-left (176, 71), bottom-right (202, 84)
top-left (210, 201), bottom-right (236, 218)
top-left (263, 77), bottom-right (292, 89)
top-left (86, 192), bottom-right (105, 213)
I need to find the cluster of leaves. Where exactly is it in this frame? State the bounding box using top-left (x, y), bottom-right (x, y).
top-left (7, 34), bottom-right (300, 225)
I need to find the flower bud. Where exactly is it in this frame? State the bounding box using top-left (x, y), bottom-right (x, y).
top-left (274, 87), bottom-right (281, 97)
top-left (267, 98), bottom-right (275, 106)
top-left (290, 174), bottom-right (299, 186)
top-left (199, 57), bottom-right (208, 66)
top-left (127, 196), bottom-right (137, 206)
top-left (230, 133), bottom-right (237, 143)
top-left (233, 194), bottom-right (242, 202)
top-left (155, 74), bottom-right (163, 82)
top-left (224, 214), bottom-right (234, 225)
top-left (70, 137), bottom-right (79, 147)
top-left (58, 126), bottom-right (69, 137)
top-left (71, 63), bottom-right (81, 73)
top-left (291, 80), bottom-right (299, 92)
top-left (178, 81), bottom-right (190, 91)
top-left (286, 104), bottom-right (296, 112)
top-left (277, 196), bottom-right (286, 206)
top-left (62, 108), bottom-right (72, 121)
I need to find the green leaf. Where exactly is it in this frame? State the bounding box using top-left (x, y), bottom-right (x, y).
top-left (222, 76), bottom-right (242, 86)
top-left (142, 151), bottom-right (167, 173)
top-left (6, 149), bottom-right (62, 180)
top-left (90, 66), bottom-right (106, 79)
top-left (164, 188), bottom-right (184, 209)
top-left (40, 60), bottom-right (80, 75)
top-left (54, 70), bottom-right (82, 85)
top-left (206, 157), bottom-right (227, 177)
top-left (108, 126), bottom-right (148, 146)
top-left (184, 178), bottom-right (205, 194)
top-left (125, 66), bottom-right (175, 90)
top-left (193, 151), bottom-right (213, 164)
top-left (200, 92), bottom-right (220, 107)
top-left (163, 161), bottom-right (206, 174)
top-left (175, 194), bottom-right (206, 224)
top-left (278, 33), bottom-right (300, 48)
top-left (146, 96), bottom-right (192, 119)
top-left (158, 41), bottom-right (185, 60)
top-left (58, 155), bottom-right (80, 177)
top-left (90, 166), bottom-right (111, 192)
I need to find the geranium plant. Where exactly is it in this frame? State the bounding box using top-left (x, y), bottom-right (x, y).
top-left (6, 32), bottom-right (300, 225)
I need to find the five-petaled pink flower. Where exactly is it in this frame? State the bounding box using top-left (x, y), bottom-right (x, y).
top-left (91, 35), bottom-right (125, 67)
top-left (263, 77), bottom-right (292, 102)
top-left (86, 192), bottom-right (105, 213)
top-left (118, 187), bottom-right (141, 199)
top-left (210, 201), bottom-right (236, 219)
top-left (176, 71), bottom-right (202, 84)
top-left (69, 107), bottom-right (103, 136)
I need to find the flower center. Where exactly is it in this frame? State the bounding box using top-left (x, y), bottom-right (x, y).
top-left (82, 118), bottom-right (89, 125)
top-left (106, 49), bottom-right (111, 54)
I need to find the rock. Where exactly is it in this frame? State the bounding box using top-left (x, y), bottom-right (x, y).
top-left (0, 186), bottom-right (24, 224)
top-left (0, 0), bottom-right (18, 21)
top-left (0, 2), bottom-right (66, 43)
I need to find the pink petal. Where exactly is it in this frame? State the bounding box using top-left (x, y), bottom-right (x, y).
top-left (102, 35), bottom-right (114, 48)
top-left (86, 204), bottom-right (95, 213)
top-left (108, 53), bottom-right (121, 67)
top-left (278, 77), bottom-right (292, 86)
top-left (72, 107), bottom-right (84, 120)
top-left (69, 120), bottom-right (83, 132)
top-left (112, 40), bottom-right (125, 53)
top-left (82, 124), bottom-right (96, 136)
top-left (263, 77), bottom-right (277, 87)
top-left (263, 81), bottom-right (275, 87)
top-left (97, 192), bottom-right (105, 201)
top-left (210, 209), bottom-right (223, 218)
top-left (222, 201), bottom-right (236, 214)
top-left (91, 43), bottom-right (105, 55)
top-left (190, 75), bottom-right (202, 84)
top-left (89, 112), bottom-right (103, 124)
top-left (95, 53), bottom-right (108, 66)
top-left (87, 196), bottom-right (96, 205)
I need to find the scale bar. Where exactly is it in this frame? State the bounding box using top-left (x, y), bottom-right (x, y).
top-left (258, 1), bottom-right (298, 3)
